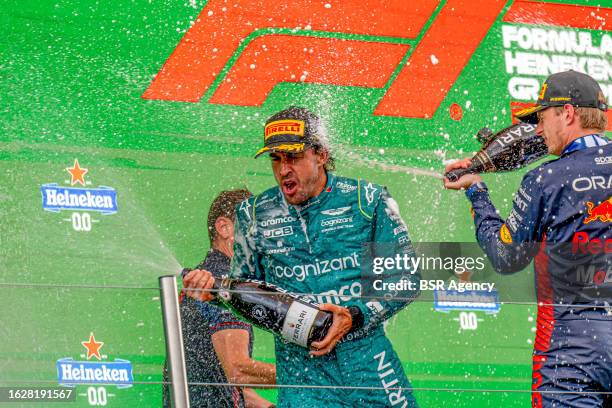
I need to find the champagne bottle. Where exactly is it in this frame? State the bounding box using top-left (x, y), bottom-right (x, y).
top-left (182, 269), bottom-right (333, 348)
top-left (445, 122), bottom-right (548, 182)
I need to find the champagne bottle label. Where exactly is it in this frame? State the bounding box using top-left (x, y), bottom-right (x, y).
top-left (281, 301), bottom-right (319, 347)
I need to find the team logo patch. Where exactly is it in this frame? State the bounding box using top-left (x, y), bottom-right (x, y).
top-left (364, 182), bottom-right (377, 205)
top-left (393, 225), bottom-right (407, 235)
top-left (264, 120), bottom-right (305, 140)
top-left (321, 206), bottom-right (351, 216)
top-left (594, 156), bottom-right (611, 165)
top-left (320, 216), bottom-right (353, 227)
top-left (260, 215), bottom-right (296, 227)
top-left (500, 224), bottom-right (513, 244)
top-left (584, 197), bottom-right (612, 224)
top-left (336, 181), bottom-right (357, 193)
top-left (239, 200), bottom-right (252, 220)
top-left (263, 225), bottom-right (294, 238)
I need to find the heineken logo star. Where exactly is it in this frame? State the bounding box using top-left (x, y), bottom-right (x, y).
top-left (81, 333), bottom-right (104, 360)
top-left (66, 159), bottom-right (88, 186)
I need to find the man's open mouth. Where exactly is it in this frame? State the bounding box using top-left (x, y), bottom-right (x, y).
top-left (282, 180), bottom-right (298, 196)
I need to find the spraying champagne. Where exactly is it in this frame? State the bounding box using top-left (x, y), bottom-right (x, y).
top-left (445, 122), bottom-right (548, 182)
top-left (182, 268), bottom-right (333, 348)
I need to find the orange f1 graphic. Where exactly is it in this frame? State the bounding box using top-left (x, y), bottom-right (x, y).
top-left (143, 0), bottom-right (610, 119)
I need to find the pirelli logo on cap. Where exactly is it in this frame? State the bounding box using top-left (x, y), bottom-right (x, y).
top-left (265, 120), bottom-right (305, 140)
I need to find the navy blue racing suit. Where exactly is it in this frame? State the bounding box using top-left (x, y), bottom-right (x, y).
top-left (465, 134), bottom-right (611, 407)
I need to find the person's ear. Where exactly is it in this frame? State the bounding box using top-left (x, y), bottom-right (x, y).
top-left (563, 104), bottom-right (576, 125)
top-left (214, 217), bottom-right (232, 240)
top-left (316, 149), bottom-right (328, 167)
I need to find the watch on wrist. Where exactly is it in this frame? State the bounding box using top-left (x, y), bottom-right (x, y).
top-left (348, 306), bottom-right (364, 330)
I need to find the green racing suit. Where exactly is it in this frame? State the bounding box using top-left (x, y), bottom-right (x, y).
top-left (230, 173), bottom-right (420, 407)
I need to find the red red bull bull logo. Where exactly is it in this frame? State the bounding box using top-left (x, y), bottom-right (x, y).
top-left (584, 197), bottom-right (612, 224)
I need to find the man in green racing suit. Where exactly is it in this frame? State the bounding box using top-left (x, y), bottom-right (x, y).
top-left (185, 107), bottom-right (420, 407)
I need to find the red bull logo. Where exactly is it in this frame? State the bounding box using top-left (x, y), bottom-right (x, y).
top-left (584, 197), bottom-right (612, 224)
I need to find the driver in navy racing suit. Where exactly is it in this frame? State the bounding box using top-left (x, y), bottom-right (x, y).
top-left (444, 70), bottom-right (611, 407)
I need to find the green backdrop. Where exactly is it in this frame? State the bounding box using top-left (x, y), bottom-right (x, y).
top-left (1, 0), bottom-right (610, 406)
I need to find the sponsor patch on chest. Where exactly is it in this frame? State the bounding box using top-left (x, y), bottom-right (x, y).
top-left (263, 225), bottom-right (294, 238)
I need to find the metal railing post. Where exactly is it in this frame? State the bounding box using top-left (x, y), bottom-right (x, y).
top-left (159, 275), bottom-right (190, 408)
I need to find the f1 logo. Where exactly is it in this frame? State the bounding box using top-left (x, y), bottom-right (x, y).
top-left (143, 0), bottom-right (609, 119)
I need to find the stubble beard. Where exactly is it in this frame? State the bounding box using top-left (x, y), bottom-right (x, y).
top-left (284, 171), bottom-right (321, 205)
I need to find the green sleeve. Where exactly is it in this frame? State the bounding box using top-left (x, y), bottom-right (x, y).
top-left (353, 187), bottom-right (420, 331)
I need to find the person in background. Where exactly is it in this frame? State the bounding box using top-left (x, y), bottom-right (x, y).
top-left (164, 189), bottom-right (276, 408)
